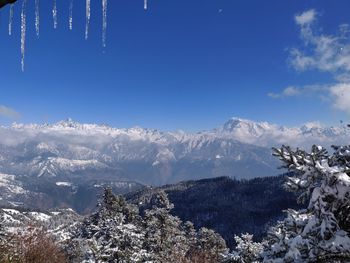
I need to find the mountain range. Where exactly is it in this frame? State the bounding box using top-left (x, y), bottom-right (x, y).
top-left (0, 117), bottom-right (349, 210)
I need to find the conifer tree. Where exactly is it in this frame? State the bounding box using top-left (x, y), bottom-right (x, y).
top-left (67, 187), bottom-right (147, 262)
top-left (262, 145), bottom-right (350, 262)
top-left (224, 233), bottom-right (263, 263)
top-left (143, 190), bottom-right (188, 263)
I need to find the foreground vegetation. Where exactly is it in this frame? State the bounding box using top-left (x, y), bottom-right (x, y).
top-left (1, 144), bottom-right (350, 262)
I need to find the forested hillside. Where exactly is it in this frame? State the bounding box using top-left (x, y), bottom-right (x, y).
top-left (126, 175), bottom-right (303, 248)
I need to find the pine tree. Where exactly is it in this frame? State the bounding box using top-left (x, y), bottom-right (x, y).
top-left (143, 190), bottom-right (189, 263)
top-left (196, 227), bottom-right (227, 262)
top-left (224, 233), bottom-right (263, 263)
top-left (67, 187), bottom-right (148, 262)
top-left (66, 187), bottom-right (229, 262)
top-left (262, 145), bottom-right (350, 262)
top-left (0, 211), bottom-right (7, 260)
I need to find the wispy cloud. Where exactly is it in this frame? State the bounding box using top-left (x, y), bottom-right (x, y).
top-left (329, 83), bottom-right (350, 114)
top-left (0, 105), bottom-right (21, 119)
top-left (290, 9), bottom-right (350, 76)
top-left (268, 86), bottom-right (301, 98)
top-left (295, 9), bottom-right (317, 26)
top-left (268, 85), bottom-right (326, 99)
top-left (269, 9), bottom-right (350, 115)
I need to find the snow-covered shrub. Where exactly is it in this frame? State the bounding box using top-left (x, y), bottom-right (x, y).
top-left (224, 233), bottom-right (263, 263)
top-left (66, 187), bottom-right (148, 263)
top-left (67, 188), bottom-right (228, 263)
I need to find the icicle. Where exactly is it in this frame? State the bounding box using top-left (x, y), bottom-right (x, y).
top-left (21, 0), bottom-right (27, 72)
top-left (144, 0), bottom-right (148, 10)
top-left (69, 0), bottom-right (73, 30)
top-left (85, 0), bottom-right (90, 39)
top-left (35, 0), bottom-right (40, 37)
top-left (53, 0), bottom-right (57, 29)
top-left (8, 4), bottom-right (14, 36)
top-left (102, 0), bottom-right (107, 48)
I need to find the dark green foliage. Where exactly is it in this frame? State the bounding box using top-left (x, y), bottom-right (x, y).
top-left (126, 175), bottom-right (302, 248)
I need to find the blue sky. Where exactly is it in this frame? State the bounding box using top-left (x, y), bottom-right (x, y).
top-left (1, 0), bottom-right (350, 131)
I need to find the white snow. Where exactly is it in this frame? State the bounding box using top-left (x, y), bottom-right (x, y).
top-left (3, 208), bottom-right (21, 215)
top-left (55, 181), bottom-right (72, 187)
top-left (28, 212), bottom-right (51, 221)
top-left (0, 173), bottom-right (26, 195)
top-left (51, 211), bottom-right (61, 216)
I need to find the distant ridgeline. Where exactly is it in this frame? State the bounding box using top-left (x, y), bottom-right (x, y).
top-left (0, 174), bottom-right (301, 249)
top-left (126, 174), bottom-right (303, 248)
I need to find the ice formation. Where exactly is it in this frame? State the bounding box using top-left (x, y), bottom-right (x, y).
top-left (8, 4), bottom-right (13, 36)
top-left (21, 0), bottom-right (27, 72)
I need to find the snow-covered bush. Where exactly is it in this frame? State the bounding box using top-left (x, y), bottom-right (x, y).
top-left (262, 145), bottom-right (350, 262)
top-left (66, 187), bottom-right (148, 263)
top-left (67, 188), bottom-right (228, 263)
top-left (224, 233), bottom-right (263, 263)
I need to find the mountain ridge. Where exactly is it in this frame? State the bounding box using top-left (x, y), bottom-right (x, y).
top-left (0, 117), bottom-right (349, 194)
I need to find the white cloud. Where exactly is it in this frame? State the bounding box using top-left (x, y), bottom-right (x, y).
top-left (0, 105), bottom-right (20, 119)
top-left (268, 85), bottom-right (326, 99)
top-left (329, 83), bottom-right (350, 113)
top-left (269, 9), bottom-right (350, 116)
top-left (295, 9), bottom-right (317, 26)
top-left (268, 86), bottom-right (301, 98)
top-left (289, 11), bottom-right (350, 76)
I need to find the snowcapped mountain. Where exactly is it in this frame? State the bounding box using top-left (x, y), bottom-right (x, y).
top-left (0, 207), bottom-right (81, 242)
top-left (219, 118), bottom-right (350, 147)
top-left (0, 118), bottom-right (283, 185)
top-left (0, 117), bottom-right (349, 211)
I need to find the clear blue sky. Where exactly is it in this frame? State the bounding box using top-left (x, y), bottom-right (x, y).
top-left (1, 0), bottom-right (350, 131)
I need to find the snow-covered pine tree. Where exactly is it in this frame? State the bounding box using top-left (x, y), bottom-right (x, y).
top-left (223, 233), bottom-right (263, 263)
top-left (262, 145), bottom-right (350, 262)
top-left (0, 211), bottom-right (7, 261)
top-left (67, 187), bottom-right (148, 263)
top-left (143, 190), bottom-right (189, 263)
top-left (196, 227), bottom-right (228, 263)
top-left (183, 221), bottom-right (197, 256)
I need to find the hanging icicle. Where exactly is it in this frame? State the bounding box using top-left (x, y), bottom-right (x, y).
top-left (53, 0), bottom-right (57, 29)
top-left (21, 0), bottom-right (27, 72)
top-left (102, 0), bottom-right (107, 48)
top-left (8, 4), bottom-right (14, 36)
top-left (35, 0), bottom-right (40, 37)
top-left (69, 0), bottom-right (73, 30)
top-left (144, 0), bottom-right (148, 10)
top-left (85, 0), bottom-right (90, 39)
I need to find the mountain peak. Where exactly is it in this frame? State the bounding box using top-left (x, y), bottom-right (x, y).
top-left (222, 117), bottom-right (274, 134)
top-left (56, 118), bottom-right (80, 128)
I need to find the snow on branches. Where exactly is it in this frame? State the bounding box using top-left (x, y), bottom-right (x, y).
top-left (263, 145), bottom-right (350, 262)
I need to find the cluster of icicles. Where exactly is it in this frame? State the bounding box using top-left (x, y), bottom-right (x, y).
top-left (8, 0), bottom-right (149, 71)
